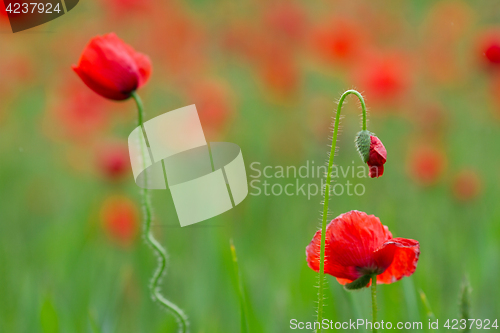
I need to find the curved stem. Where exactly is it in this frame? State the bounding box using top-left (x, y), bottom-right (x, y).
top-left (371, 275), bottom-right (378, 333)
top-left (316, 90), bottom-right (368, 332)
top-left (131, 92), bottom-right (189, 333)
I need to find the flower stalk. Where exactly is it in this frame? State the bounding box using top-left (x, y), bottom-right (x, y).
top-left (131, 92), bottom-right (189, 333)
top-left (316, 90), bottom-right (368, 332)
top-left (371, 275), bottom-right (378, 333)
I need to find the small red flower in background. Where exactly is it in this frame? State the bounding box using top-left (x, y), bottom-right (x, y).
top-left (188, 80), bottom-right (233, 138)
top-left (452, 169), bottom-right (482, 202)
top-left (145, 4), bottom-right (205, 79)
top-left (96, 141), bottom-right (131, 181)
top-left (259, 46), bottom-right (299, 97)
top-left (306, 210), bottom-right (419, 286)
top-left (102, 0), bottom-right (152, 16)
top-left (367, 136), bottom-right (387, 178)
top-left (411, 104), bottom-right (447, 138)
top-left (309, 18), bottom-right (365, 65)
top-left (488, 73), bottom-right (500, 117)
top-left (420, 1), bottom-right (473, 84)
top-left (477, 29), bottom-right (500, 67)
top-left (0, 55), bottom-right (34, 97)
top-left (407, 144), bottom-right (446, 186)
top-left (351, 51), bottom-right (411, 108)
top-left (72, 33), bottom-right (151, 100)
top-left (100, 196), bottom-right (139, 247)
top-left (44, 81), bottom-right (113, 141)
top-left (263, 2), bottom-right (307, 45)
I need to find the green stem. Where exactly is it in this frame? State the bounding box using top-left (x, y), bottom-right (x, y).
top-left (371, 275), bottom-right (377, 333)
top-left (316, 90), bottom-right (368, 332)
top-left (131, 92), bottom-right (189, 333)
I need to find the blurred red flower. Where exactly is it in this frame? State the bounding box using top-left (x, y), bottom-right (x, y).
top-left (452, 169), bottom-right (482, 202)
top-left (0, 55), bottom-right (34, 97)
top-left (72, 33), bottom-right (151, 100)
top-left (0, 1), bottom-right (8, 20)
top-left (100, 196), bottom-right (139, 247)
top-left (477, 29), bottom-right (500, 67)
top-left (309, 18), bottom-right (365, 65)
top-left (259, 46), bottom-right (299, 97)
top-left (351, 51), bottom-right (411, 108)
top-left (367, 136), bottom-right (387, 178)
top-left (306, 210), bottom-right (419, 286)
top-left (488, 72), bottom-right (500, 116)
top-left (44, 81), bottom-right (113, 141)
top-left (102, 0), bottom-right (152, 16)
top-left (407, 144), bottom-right (446, 186)
top-left (411, 104), bottom-right (447, 139)
top-left (263, 2), bottom-right (307, 45)
top-left (421, 1), bottom-right (473, 84)
top-left (146, 4), bottom-right (205, 79)
top-left (96, 141), bottom-right (131, 181)
top-left (188, 80), bottom-right (233, 138)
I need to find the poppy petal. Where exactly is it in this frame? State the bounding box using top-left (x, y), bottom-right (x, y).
top-left (374, 238), bottom-right (420, 284)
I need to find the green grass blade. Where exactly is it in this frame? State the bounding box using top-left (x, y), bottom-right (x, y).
top-left (40, 296), bottom-right (59, 333)
top-left (230, 239), bottom-right (250, 333)
top-left (418, 289), bottom-right (436, 321)
top-left (88, 311), bottom-right (102, 333)
top-left (459, 276), bottom-right (472, 333)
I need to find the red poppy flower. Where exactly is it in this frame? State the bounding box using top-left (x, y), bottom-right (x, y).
top-left (489, 72), bottom-right (500, 117)
top-left (452, 169), bottom-right (482, 202)
top-left (309, 18), bottom-right (365, 65)
top-left (309, 17), bottom-right (367, 65)
top-left (407, 144), bottom-right (446, 186)
top-left (306, 210), bottom-right (419, 286)
top-left (188, 80), bottom-right (233, 138)
top-left (44, 80), bottom-right (113, 141)
top-left (351, 51), bottom-right (411, 108)
top-left (259, 47), bottom-right (299, 97)
top-left (420, 2), bottom-right (472, 83)
top-left (367, 136), bottom-right (387, 178)
top-left (263, 2), bottom-right (307, 44)
top-left (96, 141), bottom-right (131, 181)
top-left (72, 33), bottom-right (151, 100)
top-left (145, 5), bottom-right (205, 78)
top-left (100, 196), bottom-right (139, 247)
top-left (477, 30), bottom-right (500, 66)
top-left (412, 104), bottom-right (447, 138)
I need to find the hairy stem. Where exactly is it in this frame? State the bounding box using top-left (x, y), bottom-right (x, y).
top-left (316, 90), bottom-right (367, 332)
top-left (372, 275), bottom-right (377, 333)
top-left (131, 92), bottom-right (189, 333)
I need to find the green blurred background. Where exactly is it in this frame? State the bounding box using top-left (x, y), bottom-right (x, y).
top-left (1, 0), bottom-right (500, 332)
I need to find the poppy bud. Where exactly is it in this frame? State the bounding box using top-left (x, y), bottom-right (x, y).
top-left (72, 33), bottom-right (151, 101)
top-left (356, 131), bottom-right (387, 178)
top-left (367, 135), bottom-right (387, 178)
top-left (355, 130), bottom-right (372, 163)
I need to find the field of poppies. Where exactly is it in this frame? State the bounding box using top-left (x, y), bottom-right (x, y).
top-left (1, 0), bottom-right (500, 332)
